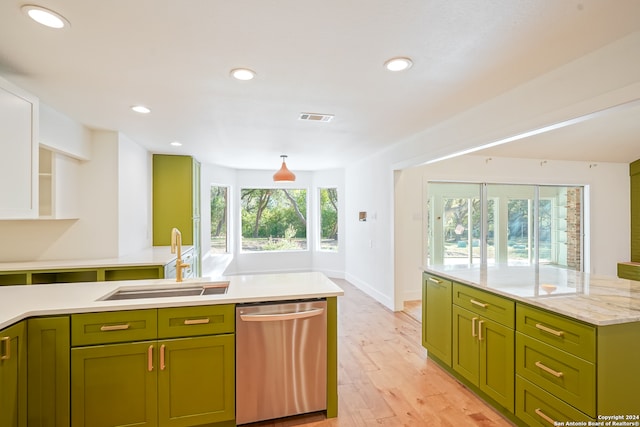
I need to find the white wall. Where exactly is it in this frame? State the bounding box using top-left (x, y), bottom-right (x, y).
top-left (40, 102), bottom-right (91, 160)
top-left (118, 133), bottom-right (152, 256)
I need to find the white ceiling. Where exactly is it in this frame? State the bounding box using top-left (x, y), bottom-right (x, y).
top-left (1, 0), bottom-right (639, 171)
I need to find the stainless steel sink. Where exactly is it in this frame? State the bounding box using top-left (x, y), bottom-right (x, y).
top-left (100, 282), bottom-right (229, 301)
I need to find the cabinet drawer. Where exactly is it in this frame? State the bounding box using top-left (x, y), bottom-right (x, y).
top-left (516, 332), bottom-right (595, 417)
top-left (453, 283), bottom-right (514, 328)
top-left (71, 310), bottom-right (157, 346)
top-left (424, 273), bottom-right (452, 289)
top-left (516, 376), bottom-right (593, 426)
top-left (516, 304), bottom-right (595, 362)
top-left (158, 304), bottom-right (234, 338)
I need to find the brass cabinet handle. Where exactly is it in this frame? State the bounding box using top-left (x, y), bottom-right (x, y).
top-left (535, 361), bottom-right (564, 378)
top-left (160, 344), bottom-right (166, 370)
top-left (478, 320), bottom-right (484, 341)
top-left (184, 318), bottom-right (210, 325)
top-left (0, 336), bottom-right (10, 360)
top-left (535, 323), bottom-right (564, 337)
top-left (147, 345), bottom-right (154, 372)
top-left (534, 408), bottom-right (557, 425)
top-left (470, 299), bottom-right (488, 309)
top-left (471, 317), bottom-right (478, 337)
top-left (100, 324), bottom-right (130, 332)
top-left (428, 277), bottom-right (442, 284)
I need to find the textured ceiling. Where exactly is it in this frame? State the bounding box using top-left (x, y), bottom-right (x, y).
top-left (1, 0), bottom-right (639, 170)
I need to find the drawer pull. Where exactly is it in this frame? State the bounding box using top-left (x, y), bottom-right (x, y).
top-left (160, 344), bottom-right (166, 370)
top-left (472, 317), bottom-right (478, 337)
top-left (535, 361), bottom-right (564, 378)
top-left (470, 299), bottom-right (488, 308)
top-left (534, 408), bottom-right (557, 425)
top-left (0, 336), bottom-right (10, 360)
top-left (535, 323), bottom-right (564, 337)
top-left (147, 345), bottom-right (154, 372)
top-left (100, 324), bottom-right (130, 332)
top-left (478, 320), bottom-right (484, 341)
top-left (184, 318), bottom-right (210, 325)
top-left (428, 277), bottom-right (442, 284)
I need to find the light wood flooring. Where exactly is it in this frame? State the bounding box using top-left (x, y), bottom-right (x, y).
top-left (244, 279), bottom-right (513, 427)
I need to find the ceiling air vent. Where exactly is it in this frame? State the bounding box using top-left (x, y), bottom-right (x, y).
top-left (299, 112), bottom-right (334, 122)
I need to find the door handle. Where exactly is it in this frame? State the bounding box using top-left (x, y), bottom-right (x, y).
top-left (535, 323), bottom-right (564, 337)
top-left (535, 361), bottom-right (564, 378)
top-left (240, 308), bottom-right (324, 322)
top-left (478, 320), bottom-right (484, 341)
top-left (534, 408), bottom-right (557, 425)
top-left (160, 344), bottom-right (166, 370)
top-left (100, 324), bottom-right (130, 332)
top-left (0, 336), bottom-right (10, 360)
top-left (471, 317), bottom-right (478, 337)
top-left (147, 345), bottom-right (154, 372)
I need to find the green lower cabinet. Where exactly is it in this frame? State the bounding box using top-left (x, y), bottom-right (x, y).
top-left (516, 377), bottom-right (594, 426)
top-left (453, 305), bottom-right (514, 412)
top-left (27, 316), bottom-right (70, 427)
top-left (422, 274), bottom-right (452, 365)
top-left (0, 322), bottom-right (27, 427)
top-left (71, 341), bottom-right (159, 427)
top-left (71, 336), bottom-right (235, 427)
top-left (158, 335), bottom-right (235, 427)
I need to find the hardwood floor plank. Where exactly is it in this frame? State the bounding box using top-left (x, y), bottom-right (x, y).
top-left (240, 279), bottom-right (513, 427)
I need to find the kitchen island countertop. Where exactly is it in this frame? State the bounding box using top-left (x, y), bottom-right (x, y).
top-left (425, 264), bottom-right (640, 326)
top-left (0, 271), bottom-right (344, 329)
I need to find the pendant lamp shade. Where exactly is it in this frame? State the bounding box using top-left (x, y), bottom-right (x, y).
top-left (273, 155), bottom-right (296, 182)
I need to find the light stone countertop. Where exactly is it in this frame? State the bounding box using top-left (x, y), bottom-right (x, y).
top-left (0, 246), bottom-right (190, 271)
top-left (425, 264), bottom-right (640, 326)
top-left (0, 271), bottom-right (344, 329)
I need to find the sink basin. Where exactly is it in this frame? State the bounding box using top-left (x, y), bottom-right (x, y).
top-left (100, 282), bottom-right (229, 301)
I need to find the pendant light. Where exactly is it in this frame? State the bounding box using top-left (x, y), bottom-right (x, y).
top-left (273, 155), bottom-right (296, 182)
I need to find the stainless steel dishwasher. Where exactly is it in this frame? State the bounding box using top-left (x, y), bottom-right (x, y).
top-left (235, 299), bottom-right (327, 425)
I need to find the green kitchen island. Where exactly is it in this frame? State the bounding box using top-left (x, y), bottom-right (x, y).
top-left (0, 271), bottom-right (343, 427)
top-left (422, 264), bottom-right (640, 427)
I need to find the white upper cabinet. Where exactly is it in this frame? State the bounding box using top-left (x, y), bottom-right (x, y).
top-left (0, 76), bottom-right (38, 219)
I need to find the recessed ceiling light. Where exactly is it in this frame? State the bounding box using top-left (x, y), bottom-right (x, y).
top-left (230, 68), bottom-right (256, 81)
top-left (21, 5), bottom-right (70, 29)
top-left (131, 105), bottom-right (151, 114)
top-left (170, 141), bottom-right (182, 147)
top-left (384, 57), bottom-right (413, 72)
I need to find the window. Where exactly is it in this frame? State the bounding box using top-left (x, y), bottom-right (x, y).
top-left (241, 188), bottom-right (307, 251)
top-left (319, 188), bottom-right (338, 251)
top-left (210, 185), bottom-right (229, 253)
top-left (426, 182), bottom-right (583, 270)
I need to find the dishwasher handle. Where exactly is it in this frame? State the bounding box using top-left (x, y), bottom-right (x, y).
top-left (240, 308), bottom-right (324, 322)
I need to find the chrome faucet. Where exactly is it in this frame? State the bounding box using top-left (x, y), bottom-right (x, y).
top-left (170, 227), bottom-right (190, 282)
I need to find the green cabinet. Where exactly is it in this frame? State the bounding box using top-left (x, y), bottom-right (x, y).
top-left (71, 305), bottom-right (234, 427)
top-left (27, 316), bottom-right (70, 427)
top-left (452, 305), bottom-right (515, 412)
top-left (618, 158), bottom-right (640, 279)
top-left (422, 273), bottom-right (452, 366)
top-left (452, 283), bottom-right (515, 412)
top-left (0, 265), bottom-right (165, 287)
top-left (71, 341), bottom-right (158, 427)
top-left (153, 154), bottom-right (201, 276)
top-left (0, 321), bottom-right (27, 427)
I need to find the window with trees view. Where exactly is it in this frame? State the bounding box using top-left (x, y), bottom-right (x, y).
top-left (241, 188), bottom-right (307, 251)
top-left (210, 186), bottom-right (229, 253)
top-left (319, 188), bottom-right (338, 251)
top-left (426, 182), bottom-right (583, 270)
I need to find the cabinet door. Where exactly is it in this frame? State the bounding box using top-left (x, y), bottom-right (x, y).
top-left (452, 306), bottom-right (480, 385)
top-left (71, 341), bottom-right (158, 427)
top-left (0, 78), bottom-right (38, 219)
top-left (479, 318), bottom-right (514, 412)
top-left (0, 322), bottom-right (27, 427)
top-left (27, 316), bottom-right (70, 427)
top-left (158, 334), bottom-right (235, 427)
top-left (422, 275), bottom-right (452, 366)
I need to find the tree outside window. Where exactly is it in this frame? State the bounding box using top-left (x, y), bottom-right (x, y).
top-left (319, 188), bottom-right (338, 251)
top-left (241, 188), bottom-right (307, 251)
top-left (210, 186), bottom-right (229, 253)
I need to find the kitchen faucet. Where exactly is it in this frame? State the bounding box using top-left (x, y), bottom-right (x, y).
top-left (170, 227), bottom-right (190, 282)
